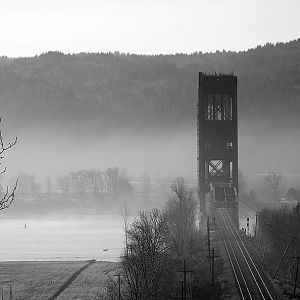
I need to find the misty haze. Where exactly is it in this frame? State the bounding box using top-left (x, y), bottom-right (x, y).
top-left (0, 0), bottom-right (299, 299)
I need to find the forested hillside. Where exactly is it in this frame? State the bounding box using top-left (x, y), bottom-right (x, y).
top-left (0, 39), bottom-right (299, 136)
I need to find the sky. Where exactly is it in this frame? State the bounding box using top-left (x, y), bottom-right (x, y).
top-left (0, 0), bottom-right (299, 57)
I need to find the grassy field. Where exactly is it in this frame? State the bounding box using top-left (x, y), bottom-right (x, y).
top-left (57, 262), bottom-right (118, 300)
top-left (0, 261), bottom-right (117, 300)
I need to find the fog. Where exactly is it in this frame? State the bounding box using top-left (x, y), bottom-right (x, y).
top-left (239, 124), bottom-right (300, 178)
top-left (4, 126), bottom-right (197, 181)
top-left (3, 122), bottom-right (300, 185)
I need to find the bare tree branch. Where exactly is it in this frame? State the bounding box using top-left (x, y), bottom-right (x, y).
top-left (0, 117), bottom-right (18, 210)
top-left (0, 180), bottom-right (18, 211)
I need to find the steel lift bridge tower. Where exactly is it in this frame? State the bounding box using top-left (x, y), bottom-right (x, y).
top-left (197, 73), bottom-right (239, 227)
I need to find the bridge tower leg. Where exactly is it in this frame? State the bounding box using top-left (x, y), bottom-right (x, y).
top-left (197, 73), bottom-right (239, 227)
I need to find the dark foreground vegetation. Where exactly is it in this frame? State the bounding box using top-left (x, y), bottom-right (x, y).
top-left (103, 179), bottom-right (222, 300)
top-left (239, 171), bottom-right (300, 283)
top-left (255, 204), bottom-right (300, 281)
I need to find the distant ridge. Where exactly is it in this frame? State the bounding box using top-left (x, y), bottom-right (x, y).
top-left (0, 38), bottom-right (299, 135)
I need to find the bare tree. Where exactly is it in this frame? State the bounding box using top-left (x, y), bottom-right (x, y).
top-left (119, 209), bottom-right (175, 300)
top-left (45, 176), bottom-right (52, 196)
top-left (57, 175), bottom-right (70, 195)
top-left (87, 169), bottom-right (104, 195)
top-left (0, 118), bottom-right (17, 210)
top-left (76, 170), bottom-right (89, 195)
top-left (263, 171), bottom-right (282, 206)
top-left (165, 178), bottom-right (197, 256)
top-left (29, 174), bottom-right (40, 194)
top-left (104, 167), bottom-right (132, 196)
top-left (15, 172), bottom-right (30, 195)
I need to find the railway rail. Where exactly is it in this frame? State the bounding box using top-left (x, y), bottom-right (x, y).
top-left (216, 208), bottom-right (278, 300)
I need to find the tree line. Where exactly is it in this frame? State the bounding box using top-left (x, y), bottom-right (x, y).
top-left (7, 167), bottom-right (132, 197)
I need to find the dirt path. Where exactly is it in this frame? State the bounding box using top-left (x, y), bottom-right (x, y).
top-left (47, 260), bottom-right (96, 300)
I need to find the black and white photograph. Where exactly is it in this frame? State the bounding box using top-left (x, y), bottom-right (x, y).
top-left (0, 0), bottom-right (299, 299)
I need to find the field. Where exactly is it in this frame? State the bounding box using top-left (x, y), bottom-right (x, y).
top-left (0, 261), bottom-right (117, 300)
top-left (56, 262), bottom-right (118, 300)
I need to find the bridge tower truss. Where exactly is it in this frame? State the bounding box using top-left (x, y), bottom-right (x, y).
top-left (197, 73), bottom-right (239, 225)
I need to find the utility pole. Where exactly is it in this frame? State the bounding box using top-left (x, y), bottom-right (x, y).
top-left (207, 247), bottom-right (220, 288)
top-left (207, 216), bottom-right (211, 258)
top-left (9, 284), bottom-right (12, 300)
top-left (292, 255), bottom-right (300, 298)
top-left (114, 273), bottom-right (122, 300)
top-left (207, 216), bottom-right (212, 278)
top-left (183, 260), bottom-right (187, 299)
top-left (174, 260), bottom-right (193, 300)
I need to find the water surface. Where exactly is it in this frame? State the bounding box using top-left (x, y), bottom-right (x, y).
top-left (0, 216), bottom-right (125, 262)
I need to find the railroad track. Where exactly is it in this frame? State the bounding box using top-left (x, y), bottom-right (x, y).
top-left (217, 208), bottom-right (277, 300)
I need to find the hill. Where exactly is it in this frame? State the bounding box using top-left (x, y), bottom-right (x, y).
top-left (1, 39), bottom-right (300, 179)
top-left (0, 39), bottom-right (299, 136)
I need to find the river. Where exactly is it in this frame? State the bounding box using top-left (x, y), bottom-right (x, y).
top-left (0, 215), bottom-right (125, 262)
